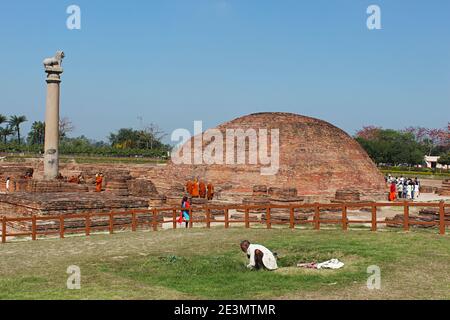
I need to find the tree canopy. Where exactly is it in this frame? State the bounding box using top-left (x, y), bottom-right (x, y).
top-left (355, 124), bottom-right (449, 166)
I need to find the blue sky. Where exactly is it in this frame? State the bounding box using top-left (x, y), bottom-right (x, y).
top-left (0, 0), bottom-right (449, 142)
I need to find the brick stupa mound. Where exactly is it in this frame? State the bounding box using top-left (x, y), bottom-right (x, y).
top-left (167, 112), bottom-right (386, 201)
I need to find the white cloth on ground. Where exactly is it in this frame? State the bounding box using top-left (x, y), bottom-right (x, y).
top-left (316, 259), bottom-right (344, 269)
top-left (297, 258), bottom-right (344, 270)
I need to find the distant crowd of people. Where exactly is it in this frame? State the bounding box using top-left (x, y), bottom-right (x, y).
top-left (386, 175), bottom-right (420, 201)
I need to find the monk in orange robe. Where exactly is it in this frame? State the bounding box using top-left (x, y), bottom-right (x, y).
top-left (95, 174), bottom-right (103, 192)
top-left (199, 181), bottom-right (206, 198)
top-left (191, 179), bottom-right (199, 198)
top-left (186, 180), bottom-right (193, 196)
top-left (389, 182), bottom-right (396, 201)
top-left (207, 183), bottom-right (214, 200)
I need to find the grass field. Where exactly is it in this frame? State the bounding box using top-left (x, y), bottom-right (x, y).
top-left (0, 228), bottom-right (449, 300)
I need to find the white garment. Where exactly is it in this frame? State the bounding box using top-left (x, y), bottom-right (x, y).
top-left (316, 259), bottom-right (345, 269)
top-left (247, 244), bottom-right (278, 270)
top-left (6, 180), bottom-right (10, 191)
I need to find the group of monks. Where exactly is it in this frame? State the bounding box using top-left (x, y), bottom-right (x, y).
top-left (186, 179), bottom-right (214, 200)
top-left (67, 173), bottom-right (102, 193)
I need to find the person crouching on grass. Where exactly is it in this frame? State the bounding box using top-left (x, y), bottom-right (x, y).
top-left (240, 240), bottom-right (278, 271)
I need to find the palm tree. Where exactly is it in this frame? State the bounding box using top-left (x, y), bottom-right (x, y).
top-left (8, 115), bottom-right (27, 145)
top-left (0, 126), bottom-right (14, 144)
top-left (28, 121), bottom-right (45, 145)
top-left (0, 114), bottom-right (6, 127)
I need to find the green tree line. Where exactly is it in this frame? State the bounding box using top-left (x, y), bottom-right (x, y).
top-left (355, 124), bottom-right (450, 167)
top-left (0, 114), bottom-right (171, 159)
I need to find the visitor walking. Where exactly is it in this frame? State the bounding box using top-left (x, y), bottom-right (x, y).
top-left (180, 196), bottom-right (191, 228)
top-left (403, 182), bottom-right (408, 199)
top-left (397, 181), bottom-right (403, 199)
top-left (406, 182), bottom-right (412, 199)
top-left (414, 181), bottom-right (420, 199)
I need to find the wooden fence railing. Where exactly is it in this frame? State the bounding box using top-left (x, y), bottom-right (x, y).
top-left (1, 201), bottom-right (448, 244)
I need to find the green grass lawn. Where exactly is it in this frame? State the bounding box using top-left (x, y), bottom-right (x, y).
top-left (0, 228), bottom-right (449, 300)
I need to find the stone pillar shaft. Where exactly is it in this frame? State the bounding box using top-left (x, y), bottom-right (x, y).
top-left (44, 71), bottom-right (62, 180)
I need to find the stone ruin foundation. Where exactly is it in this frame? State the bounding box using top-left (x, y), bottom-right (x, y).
top-left (0, 163), bottom-right (165, 234)
top-left (386, 206), bottom-right (450, 228)
top-left (0, 158), bottom-right (391, 235)
top-left (440, 179), bottom-right (450, 196)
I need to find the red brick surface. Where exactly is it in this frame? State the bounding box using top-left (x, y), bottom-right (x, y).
top-left (165, 112), bottom-right (387, 200)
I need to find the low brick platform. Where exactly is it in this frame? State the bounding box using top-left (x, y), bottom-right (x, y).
top-left (440, 179), bottom-right (450, 196)
top-left (0, 192), bottom-right (149, 232)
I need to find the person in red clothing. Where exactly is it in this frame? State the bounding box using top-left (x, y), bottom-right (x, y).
top-left (178, 196), bottom-right (191, 228)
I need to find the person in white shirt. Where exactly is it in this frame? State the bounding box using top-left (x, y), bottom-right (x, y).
top-left (240, 240), bottom-right (278, 271)
top-left (397, 182), bottom-right (403, 199)
top-left (414, 182), bottom-right (420, 199)
top-left (407, 183), bottom-right (412, 199)
top-left (5, 177), bottom-right (10, 193)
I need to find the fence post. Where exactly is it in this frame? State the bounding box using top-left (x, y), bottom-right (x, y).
top-left (371, 205), bottom-right (377, 232)
top-left (59, 215), bottom-right (64, 239)
top-left (2, 216), bottom-right (6, 244)
top-left (172, 209), bottom-right (177, 229)
top-left (109, 212), bottom-right (114, 234)
top-left (206, 208), bottom-right (211, 229)
top-left (224, 208), bottom-right (229, 229)
top-left (152, 209), bottom-right (158, 231)
top-left (439, 201), bottom-right (445, 235)
top-left (342, 205), bottom-right (348, 231)
top-left (189, 208), bottom-right (193, 229)
top-left (266, 207), bottom-right (272, 229)
top-left (289, 207), bottom-right (295, 229)
top-left (245, 208), bottom-right (250, 229)
top-left (403, 202), bottom-right (409, 232)
top-left (31, 215), bottom-right (37, 241)
top-left (314, 203), bottom-right (320, 230)
top-left (85, 213), bottom-right (91, 236)
top-left (131, 210), bottom-right (137, 232)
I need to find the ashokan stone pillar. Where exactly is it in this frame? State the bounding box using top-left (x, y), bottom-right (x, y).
top-left (43, 51), bottom-right (65, 180)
